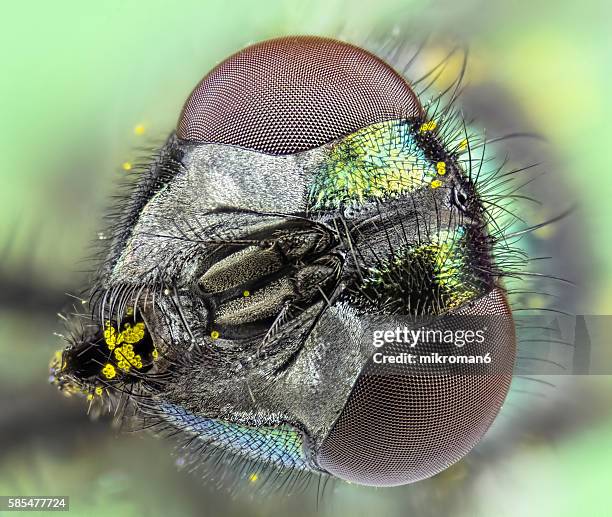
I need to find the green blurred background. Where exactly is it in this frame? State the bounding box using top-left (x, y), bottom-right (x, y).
top-left (1, 0), bottom-right (611, 515)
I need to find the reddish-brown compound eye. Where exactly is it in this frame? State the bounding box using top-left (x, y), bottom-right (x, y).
top-left (176, 36), bottom-right (423, 154)
top-left (316, 288), bottom-right (516, 486)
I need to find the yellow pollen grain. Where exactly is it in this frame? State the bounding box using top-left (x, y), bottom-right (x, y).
top-left (458, 138), bottom-right (469, 151)
top-left (436, 162), bottom-right (446, 175)
top-left (249, 473), bottom-right (258, 483)
top-left (210, 330), bottom-right (220, 340)
top-left (87, 393), bottom-right (94, 401)
top-left (134, 124), bottom-right (146, 135)
top-left (419, 120), bottom-right (437, 132)
top-left (242, 290), bottom-right (250, 297)
top-left (95, 387), bottom-right (103, 396)
top-left (102, 363), bottom-right (116, 379)
top-left (122, 161), bottom-right (132, 171)
top-left (431, 179), bottom-right (443, 189)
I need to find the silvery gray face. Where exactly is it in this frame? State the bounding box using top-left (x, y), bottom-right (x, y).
top-left (51, 36), bottom-right (516, 487)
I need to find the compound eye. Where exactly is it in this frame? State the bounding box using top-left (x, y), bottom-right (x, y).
top-left (176, 36), bottom-right (423, 154)
top-left (316, 288), bottom-right (516, 486)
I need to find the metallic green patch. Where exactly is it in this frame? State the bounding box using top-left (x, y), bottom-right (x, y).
top-left (360, 227), bottom-right (482, 315)
top-left (160, 403), bottom-right (308, 470)
top-left (308, 120), bottom-right (438, 210)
